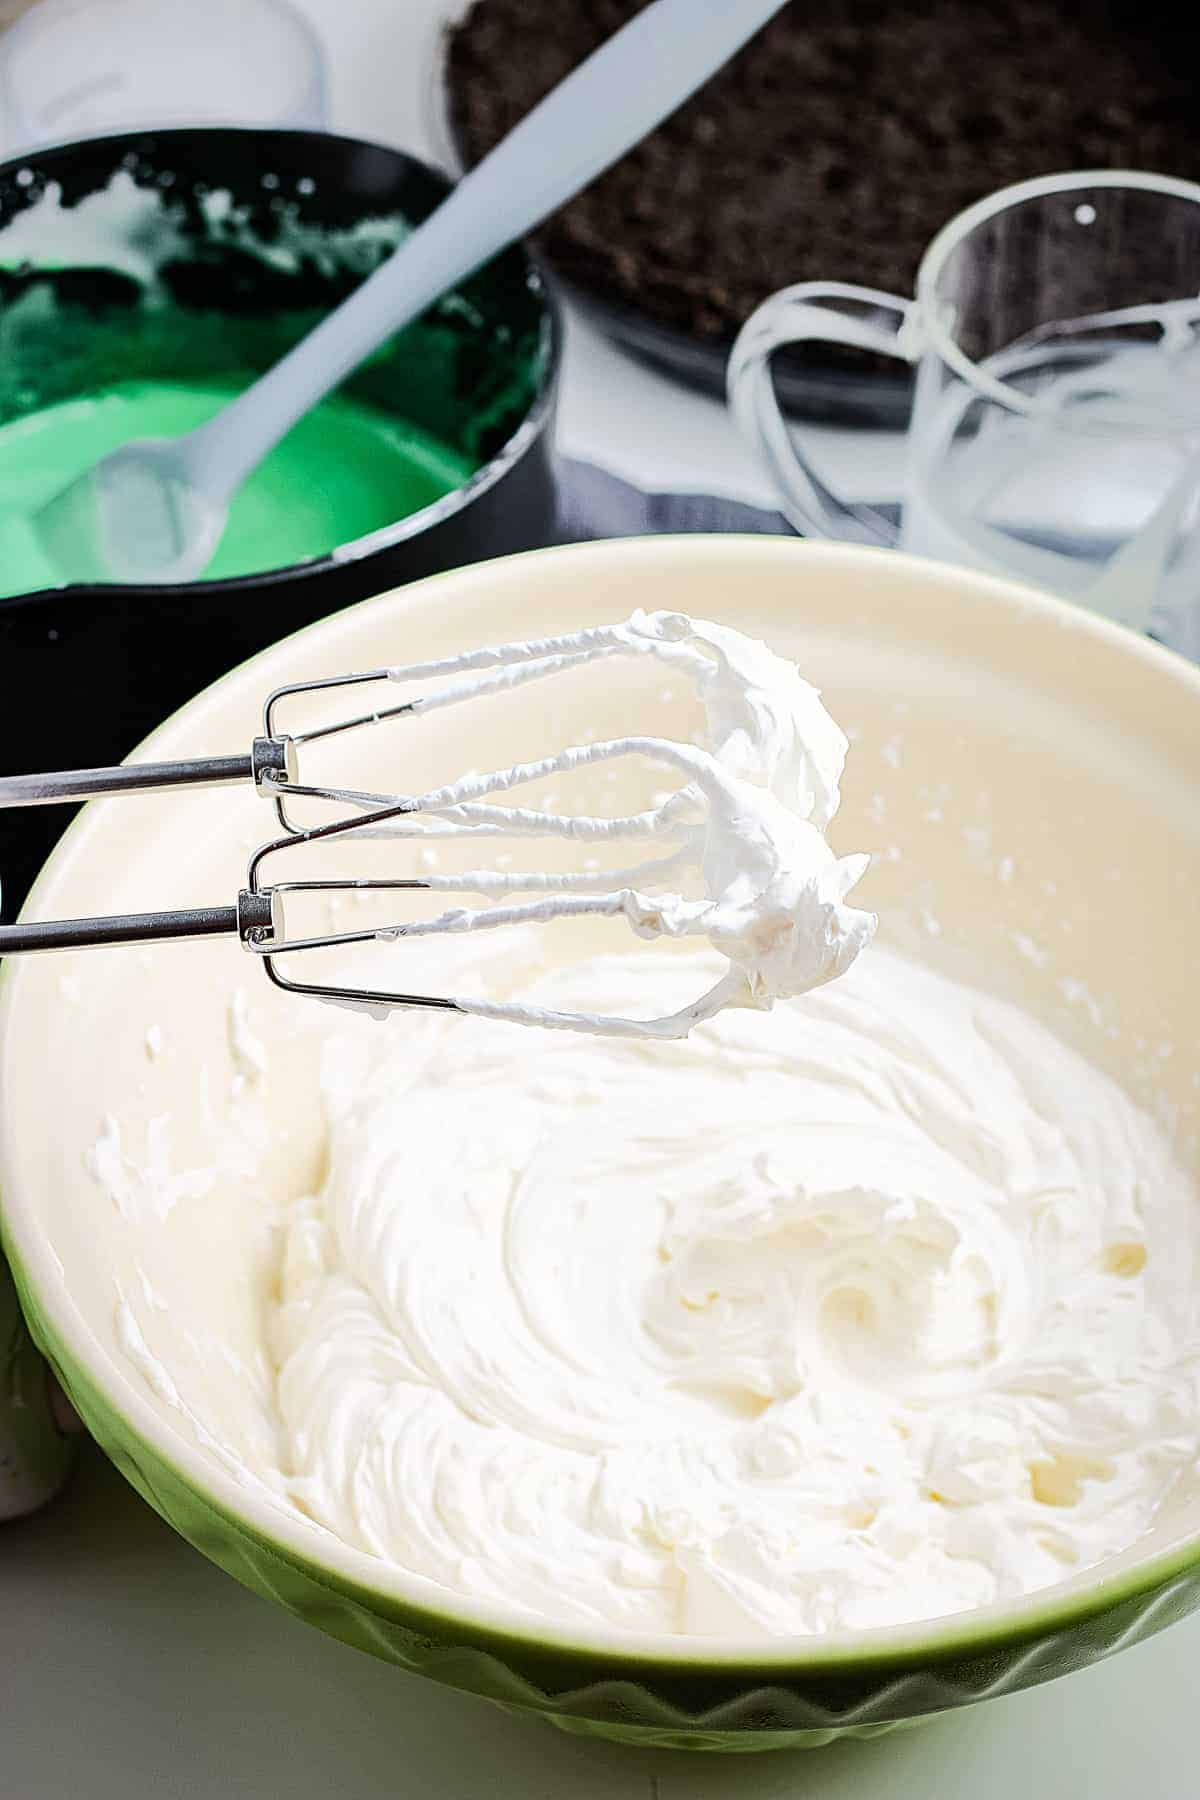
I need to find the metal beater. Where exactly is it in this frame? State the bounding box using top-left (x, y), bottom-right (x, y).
top-left (0, 617), bottom-right (868, 1038)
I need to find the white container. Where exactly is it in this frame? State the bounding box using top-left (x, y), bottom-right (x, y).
top-left (0, 0), bottom-right (327, 150)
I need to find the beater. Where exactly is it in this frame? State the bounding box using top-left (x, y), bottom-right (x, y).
top-left (0, 612), bottom-right (874, 1038)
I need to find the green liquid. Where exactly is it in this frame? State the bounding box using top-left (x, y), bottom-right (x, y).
top-left (0, 378), bottom-right (475, 596)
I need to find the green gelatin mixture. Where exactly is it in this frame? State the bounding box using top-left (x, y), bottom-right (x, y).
top-left (0, 378), bottom-right (475, 596)
top-left (0, 170), bottom-right (547, 596)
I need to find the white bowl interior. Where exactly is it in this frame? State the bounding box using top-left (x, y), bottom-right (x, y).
top-left (2, 537), bottom-right (1198, 1658)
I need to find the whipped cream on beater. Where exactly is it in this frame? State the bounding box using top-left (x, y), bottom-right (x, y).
top-left (272, 947), bottom-right (1200, 1637)
top-left (328, 611), bottom-right (875, 1037)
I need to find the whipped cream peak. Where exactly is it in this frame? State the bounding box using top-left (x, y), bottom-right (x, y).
top-left (348, 610), bottom-right (874, 1037)
top-left (624, 609), bottom-right (850, 827)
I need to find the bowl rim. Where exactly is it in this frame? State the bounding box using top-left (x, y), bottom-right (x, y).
top-left (4, 533), bottom-right (1200, 1678)
top-left (0, 125), bottom-right (563, 607)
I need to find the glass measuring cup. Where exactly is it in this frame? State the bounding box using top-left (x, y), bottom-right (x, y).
top-left (729, 171), bottom-right (1200, 656)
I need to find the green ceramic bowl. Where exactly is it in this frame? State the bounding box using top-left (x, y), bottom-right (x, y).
top-left (2, 538), bottom-right (1199, 1751)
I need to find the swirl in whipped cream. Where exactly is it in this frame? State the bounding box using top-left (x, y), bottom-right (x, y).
top-left (272, 948), bottom-right (1200, 1636)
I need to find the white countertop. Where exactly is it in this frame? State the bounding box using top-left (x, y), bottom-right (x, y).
top-left (2, 4), bottom-right (1193, 1795)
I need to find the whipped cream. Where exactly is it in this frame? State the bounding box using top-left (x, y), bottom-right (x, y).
top-left (329, 611), bottom-right (875, 1037)
top-left (271, 947), bottom-right (1200, 1637)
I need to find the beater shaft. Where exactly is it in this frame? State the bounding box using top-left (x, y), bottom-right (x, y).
top-left (0, 740), bottom-right (291, 807)
top-left (0, 892), bottom-right (275, 954)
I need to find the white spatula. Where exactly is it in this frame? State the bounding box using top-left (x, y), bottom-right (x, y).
top-left (34, 0), bottom-right (791, 587)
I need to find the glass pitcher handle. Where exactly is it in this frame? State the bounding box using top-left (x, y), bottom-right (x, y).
top-left (728, 282), bottom-right (919, 544)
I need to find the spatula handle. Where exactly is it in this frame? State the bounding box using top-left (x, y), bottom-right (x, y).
top-left (187, 0), bottom-right (793, 498)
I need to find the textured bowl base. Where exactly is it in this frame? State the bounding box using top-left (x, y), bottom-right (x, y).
top-left (543, 1710), bottom-right (924, 1752)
